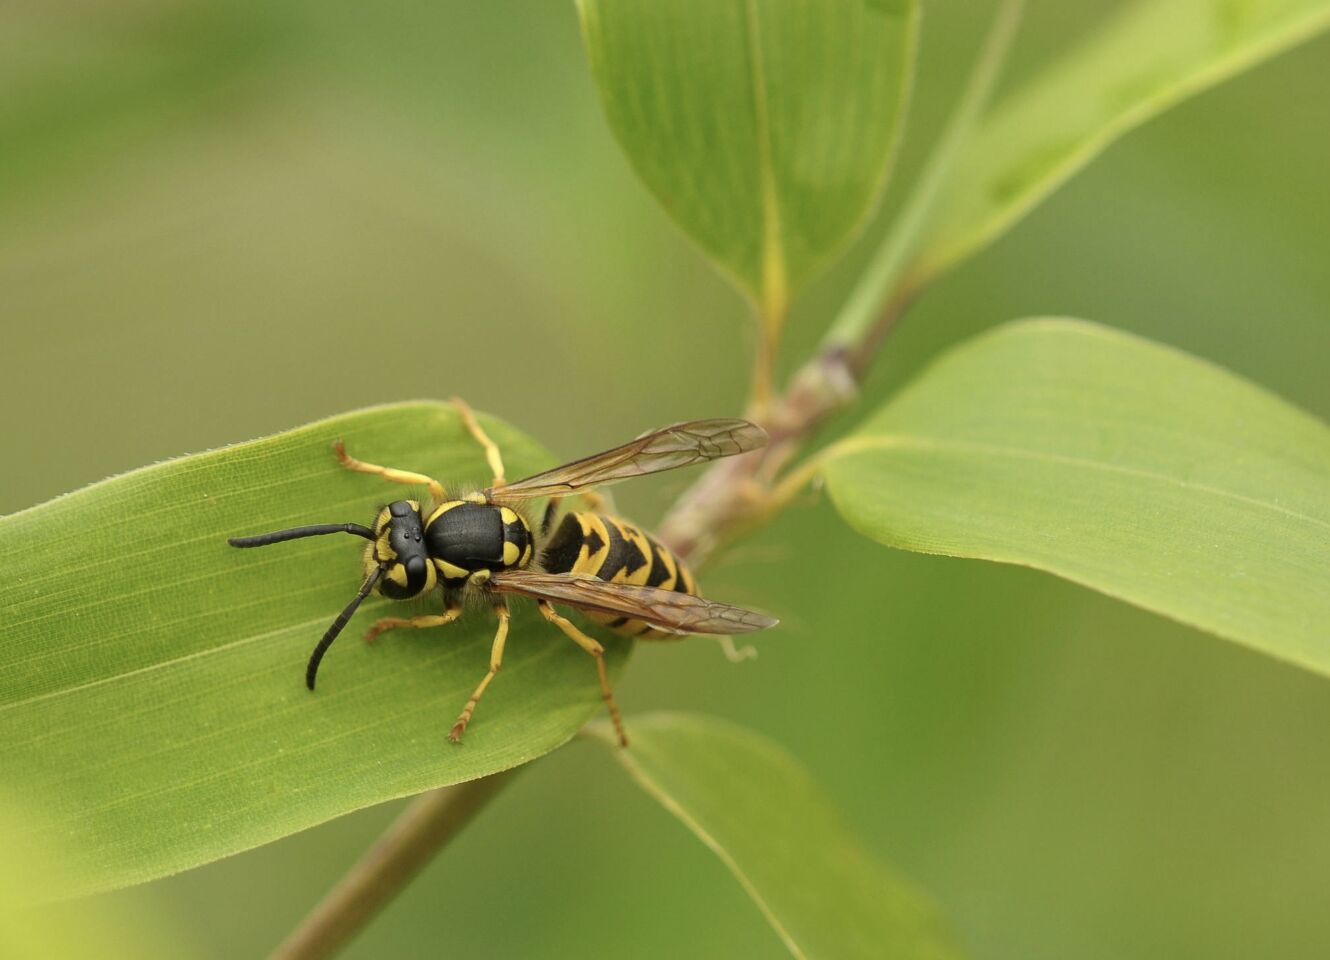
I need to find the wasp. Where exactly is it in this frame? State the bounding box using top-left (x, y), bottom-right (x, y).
top-left (228, 401), bottom-right (775, 747)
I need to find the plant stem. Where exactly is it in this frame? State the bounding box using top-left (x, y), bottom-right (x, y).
top-left (269, 771), bottom-right (517, 960)
top-left (824, 0), bottom-right (1025, 352)
top-left (748, 287), bottom-right (789, 420)
top-left (655, 289), bottom-right (910, 565)
top-left (747, 319), bottom-right (778, 419)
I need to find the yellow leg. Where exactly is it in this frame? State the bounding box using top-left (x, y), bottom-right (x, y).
top-left (538, 601), bottom-right (628, 748)
top-left (450, 601), bottom-right (511, 743)
top-left (716, 636), bottom-right (758, 663)
top-left (363, 605), bottom-right (462, 644)
top-left (451, 396), bottom-right (507, 487)
top-left (334, 440), bottom-right (446, 505)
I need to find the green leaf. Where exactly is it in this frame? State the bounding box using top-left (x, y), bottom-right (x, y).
top-left (578, 0), bottom-right (918, 315)
top-left (912, 0), bottom-right (1330, 284)
top-left (589, 713), bottom-right (961, 960)
top-left (823, 319), bottom-right (1330, 675)
top-left (0, 402), bottom-right (629, 899)
top-left (0, 794), bottom-right (192, 958)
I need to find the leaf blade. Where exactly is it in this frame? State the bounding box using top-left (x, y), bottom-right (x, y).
top-left (823, 319), bottom-right (1330, 674)
top-left (0, 402), bottom-right (629, 898)
top-left (913, 0), bottom-right (1330, 283)
top-left (590, 713), bottom-right (961, 960)
top-left (578, 0), bottom-right (919, 311)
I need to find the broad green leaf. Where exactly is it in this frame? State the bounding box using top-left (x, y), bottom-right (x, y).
top-left (578, 0), bottom-right (918, 315)
top-left (912, 0), bottom-right (1330, 284)
top-left (0, 794), bottom-right (192, 958)
top-left (823, 319), bottom-right (1330, 675)
top-left (589, 713), bottom-right (961, 960)
top-left (0, 402), bottom-right (629, 898)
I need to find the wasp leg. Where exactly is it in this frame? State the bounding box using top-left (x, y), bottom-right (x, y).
top-left (450, 599), bottom-right (510, 743)
top-left (333, 440), bottom-right (446, 505)
top-left (364, 597), bottom-right (463, 644)
top-left (451, 396), bottom-right (507, 488)
top-left (537, 600), bottom-right (628, 748)
top-left (716, 636), bottom-right (758, 663)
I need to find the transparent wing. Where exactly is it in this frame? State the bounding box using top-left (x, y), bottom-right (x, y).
top-left (489, 569), bottom-right (777, 636)
top-left (485, 419), bottom-right (766, 505)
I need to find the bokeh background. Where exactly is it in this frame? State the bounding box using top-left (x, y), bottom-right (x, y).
top-left (5, 2), bottom-right (1330, 957)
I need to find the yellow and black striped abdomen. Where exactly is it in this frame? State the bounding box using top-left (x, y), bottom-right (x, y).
top-left (540, 511), bottom-right (697, 638)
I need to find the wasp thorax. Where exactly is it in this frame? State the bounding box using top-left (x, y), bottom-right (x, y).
top-left (424, 500), bottom-right (534, 586)
top-left (369, 499), bottom-right (436, 599)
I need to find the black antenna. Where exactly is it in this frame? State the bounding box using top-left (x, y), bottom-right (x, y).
top-left (228, 523), bottom-right (375, 548)
top-left (306, 565), bottom-right (385, 691)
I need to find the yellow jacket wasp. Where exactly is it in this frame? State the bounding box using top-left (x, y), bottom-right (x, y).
top-left (228, 400), bottom-right (776, 746)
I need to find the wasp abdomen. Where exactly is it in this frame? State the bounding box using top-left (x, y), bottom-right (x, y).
top-left (541, 511), bottom-right (697, 638)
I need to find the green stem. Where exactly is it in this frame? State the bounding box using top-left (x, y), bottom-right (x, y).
top-left (269, 771), bottom-right (517, 960)
top-left (825, 0), bottom-right (1025, 354)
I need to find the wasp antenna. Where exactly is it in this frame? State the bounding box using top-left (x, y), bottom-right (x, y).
top-left (228, 523), bottom-right (375, 548)
top-left (306, 566), bottom-right (385, 691)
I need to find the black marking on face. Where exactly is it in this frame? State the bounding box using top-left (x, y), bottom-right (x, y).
top-left (381, 501), bottom-right (430, 598)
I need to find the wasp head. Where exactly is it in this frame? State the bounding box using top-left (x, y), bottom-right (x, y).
top-left (367, 500), bottom-right (436, 599)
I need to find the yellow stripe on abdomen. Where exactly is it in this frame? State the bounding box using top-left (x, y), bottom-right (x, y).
top-left (541, 511), bottom-right (699, 638)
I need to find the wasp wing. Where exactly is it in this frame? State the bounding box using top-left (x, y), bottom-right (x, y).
top-left (484, 418), bottom-right (766, 505)
top-left (488, 569), bottom-right (777, 636)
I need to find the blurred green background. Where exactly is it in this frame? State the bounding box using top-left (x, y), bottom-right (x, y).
top-left (4, 1), bottom-right (1329, 957)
